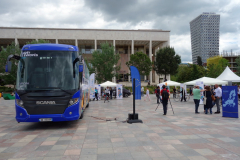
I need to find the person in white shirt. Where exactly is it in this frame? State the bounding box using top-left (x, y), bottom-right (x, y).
top-left (104, 87), bottom-right (110, 103)
top-left (144, 88), bottom-right (151, 101)
top-left (214, 84), bottom-right (222, 114)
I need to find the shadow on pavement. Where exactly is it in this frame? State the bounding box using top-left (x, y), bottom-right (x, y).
top-left (18, 120), bottom-right (80, 131)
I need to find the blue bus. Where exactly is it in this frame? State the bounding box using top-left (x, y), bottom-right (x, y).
top-left (6, 44), bottom-right (90, 122)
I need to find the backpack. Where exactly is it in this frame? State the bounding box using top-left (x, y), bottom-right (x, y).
top-left (154, 89), bottom-right (157, 94)
top-left (162, 89), bottom-right (169, 100)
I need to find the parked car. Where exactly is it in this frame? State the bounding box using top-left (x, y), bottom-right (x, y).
top-left (112, 87), bottom-right (131, 97)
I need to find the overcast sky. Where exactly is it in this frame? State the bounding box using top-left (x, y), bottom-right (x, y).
top-left (0, 0), bottom-right (239, 63)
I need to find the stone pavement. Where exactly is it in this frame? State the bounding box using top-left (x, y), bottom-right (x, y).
top-left (0, 95), bottom-right (240, 160)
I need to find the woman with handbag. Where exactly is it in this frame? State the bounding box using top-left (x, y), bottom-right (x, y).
top-left (204, 86), bottom-right (213, 114)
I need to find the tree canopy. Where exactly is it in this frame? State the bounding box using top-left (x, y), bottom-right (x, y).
top-left (197, 56), bottom-right (202, 66)
top-left (126, 51), bottom-right (152, 76)
top-left (154, 46), bottom-right (181, 80)
top-left (86, 42), bottom-right (120, 83)
top-left (0, 39), bottom-right (50, 86)
top-left (206, 57), bottom-right (229, 78)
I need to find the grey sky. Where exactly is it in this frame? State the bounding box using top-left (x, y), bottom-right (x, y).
top-left (0, 0), bottom-right (239, 63)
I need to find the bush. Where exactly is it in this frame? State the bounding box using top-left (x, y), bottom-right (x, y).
top-left (0, 86), bottom-right (14, 93)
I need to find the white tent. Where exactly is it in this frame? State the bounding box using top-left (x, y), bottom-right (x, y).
top-left (99, 81), bottom-right (117, 87)
top-left (217, 66), bottom-right (240, 82)
top-left (159, 80), bottom-right (181, 86)
top-left (184, 77), bottom-right (228, 85)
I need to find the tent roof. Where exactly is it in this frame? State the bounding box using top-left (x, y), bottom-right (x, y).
top-left (184, 77), bottom-right (228, 85)
top-left (217, 66), bottom-right (240, 82)
top-left (159, 80), bottom-right (181, 86)
top-left (99, 81), bottom-right (117, 87)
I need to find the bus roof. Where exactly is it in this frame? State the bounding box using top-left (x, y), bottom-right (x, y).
top-left (22, 44), bottom-right (78, 51)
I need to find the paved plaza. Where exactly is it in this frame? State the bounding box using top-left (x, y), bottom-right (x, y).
top-left (0, 95), bottom-right (240, 160)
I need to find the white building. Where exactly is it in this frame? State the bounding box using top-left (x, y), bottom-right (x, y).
top-left (190, 12), bottom-right (220, 64)
top-left (0, 27), bottom-right (170, 86)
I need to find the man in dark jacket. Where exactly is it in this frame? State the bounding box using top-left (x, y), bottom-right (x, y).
top-left (160, 85), bottom-right (169, 115)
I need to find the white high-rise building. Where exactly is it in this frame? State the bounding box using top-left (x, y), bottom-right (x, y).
top-left (190, 12), bottom-right (220, 64)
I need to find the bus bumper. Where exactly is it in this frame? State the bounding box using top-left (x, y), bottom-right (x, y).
top-left (15, 101), bottom-right (81, 122)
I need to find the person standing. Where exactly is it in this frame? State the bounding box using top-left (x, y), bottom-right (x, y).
top-left (104, 87), bottom-right (110, 103)
top-left (238, 85), bottom-right (240, 99)
top-left (190, 87), bottom-right (192, 95)
top-left (160, 85), bottom-right (169, 115)
top-left (156, 86), bottom-right (160, 104)
top-left (144, 88), bottom-right (151, 101)
top-left (181, 87), bottom-right (186, 102)
top-left (214, 84), bottom-right (222, 114)
top-left (110, 87), bottom-right (113, 99)
top-left (173, 87), bottom-right (176, 98)
top-left (95, 87), bottom-right (98, 101)
top-left (193, 86), bottom-right (201, 114)
top-left (141, 87), bottom-right (144, 97)
top-left (204, 86), bottom-right (213, 114)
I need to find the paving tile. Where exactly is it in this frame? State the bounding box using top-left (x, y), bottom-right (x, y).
top-left (195, 149), bottom-right (216, 156)
top-left (1, 95), bottom-right (240, 159)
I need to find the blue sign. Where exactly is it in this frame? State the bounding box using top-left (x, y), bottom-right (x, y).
top-left (222, 86), bottom-right (238, 118)
top-left (130, 66), bottom-right (141, 99)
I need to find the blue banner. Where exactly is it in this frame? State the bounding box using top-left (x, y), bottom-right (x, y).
top-left (222, 86), bottom-right (238, 118)
top-left (130, 66), bottom-right (141, 99)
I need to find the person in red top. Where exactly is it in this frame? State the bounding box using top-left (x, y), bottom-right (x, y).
top-left (160, 85), bottom-right (170, 115)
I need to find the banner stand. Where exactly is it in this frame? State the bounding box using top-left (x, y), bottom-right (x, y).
top-left (127, 78), bottom-right (143, 124)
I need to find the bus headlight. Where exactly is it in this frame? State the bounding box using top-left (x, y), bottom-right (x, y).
top-left (68, 98), bottom-right (79, 107)
top-left (16, 99), bottom-right (24, 107)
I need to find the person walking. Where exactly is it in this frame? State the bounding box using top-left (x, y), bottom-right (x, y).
top-left (204, 86), bottom-right (213, 114)
top-left (156, 86), bottom-right (160, 104)
top-left (181, 87), bottom-right (186, 102)
top-left (193, 86), bottom-right (202, 114)
top-left (95, 87), bottom-right (98, 101)
top-left (173, 87), bottom-right (176, 98)
top-left (110, 87), bottom-right (113, 99)
top-left (160, 85), bottom-right (169, 115)
top-left (238, 85), bottom-right (240, 99)
top-left (141, 87), bottom-right (144, 97)
top-left (144, 88), bottom-right (151, 101)
top-left (214, 84), bottom-right (222, 114)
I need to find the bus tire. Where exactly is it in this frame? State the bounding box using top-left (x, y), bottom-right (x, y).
top-left (80, 111), bottom-right (84, 119)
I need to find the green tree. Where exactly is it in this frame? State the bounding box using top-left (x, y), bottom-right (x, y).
top-left (197, 56), bottom-right (202, 66)
top-left (176, 65), bottom-right (192, 83)
top-left (154, 47), bottom-right (181, 80)
top-left (191, 64), bottom-right (200, 80)
top-left (126, 51), bottom-right (152, 76)
top-left (0, 39), bottom-right (50, 86)
top-left (207, 58), bottom-right (229, 78)
top-left (86, 42), bottom-right (120, 83)
top-left (235, 56), bottom-right (240, 76)
top-left (26, 39), bottom-right (50, 44)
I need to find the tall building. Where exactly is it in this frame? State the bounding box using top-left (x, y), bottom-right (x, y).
top-left (190, 12), bottom-right (220, 64)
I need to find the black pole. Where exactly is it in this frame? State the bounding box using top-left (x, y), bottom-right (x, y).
top-left (133, 78), bottom-right (135, 117)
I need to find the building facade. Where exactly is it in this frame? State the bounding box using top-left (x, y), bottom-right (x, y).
top-left (0, 27), bottom-right (170, 86)
top-left (190, 12), bottom-right (220, 64)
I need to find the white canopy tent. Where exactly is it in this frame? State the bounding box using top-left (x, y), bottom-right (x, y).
top-left (217, 66), bottom-right (240, 82)
top-left (99, 81), bottom-right (117, 87)
top-left (184, 77), bottom-right (228, 85)
top-left (158, 80), bottom-right (181, 86)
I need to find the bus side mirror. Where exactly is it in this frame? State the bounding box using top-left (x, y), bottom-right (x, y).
top-left (79, 65), bottom-right (83, 72)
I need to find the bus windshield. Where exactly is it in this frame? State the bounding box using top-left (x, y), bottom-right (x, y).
top-left (16, 51), bottom-right (79, 91)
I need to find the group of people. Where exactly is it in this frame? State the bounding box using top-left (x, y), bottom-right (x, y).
top-left (94, 86), bottom-right (114, 102)
top-left (192, 84), bottom-right (222, 114)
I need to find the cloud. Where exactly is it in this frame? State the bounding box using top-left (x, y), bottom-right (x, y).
top-left (0, 0), bottom-right (239, 63)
